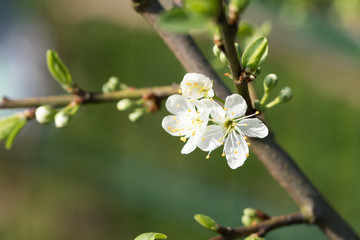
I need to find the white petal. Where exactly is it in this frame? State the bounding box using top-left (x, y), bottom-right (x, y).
top-left (181, 134), bottom-right (201, 154)
top-left (207, 89), bottom-right (214, 98)
top-left (162, 115), bottom-right (192, 136)
top-left (198, 125), bottom-right (224, 151)
top-left (237, 118), bottom-right (269, 138)
top-left (205, 100), bottom-right (226, 121)
top-left (224, 94), bottom-right (247, 119)
top-left (166, 95), bottom-right (193, 115)
top-left (224, 132), bottom-right (249, 169)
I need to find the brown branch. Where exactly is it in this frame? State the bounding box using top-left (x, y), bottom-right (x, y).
top-left (209, 212), bottom-right (307, 240)
top-left (0, 85), bottom-right (178, 109)
top-left (131, 1), bottom-right (359, 239)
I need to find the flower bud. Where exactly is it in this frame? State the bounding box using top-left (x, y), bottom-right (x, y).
top-left (54, 111), bottom-right (71, 128)
top-left (102, 76), bottom-right (121, 93)
top-left (219, 52), bottom-right (229, 65)
top-left (117, 99), bottom-right (133, 111)
top-left (245, 236), bottom-right (264, 240)
top-left (213, 45), bottom-right (221, 58)
top-left (129, 108), bottom-right (145, 122)
top-left (263, 73), bottom-right (278, 92)
top-left (35, 105), bottom-right (57, 124)
top-left (241, 215), bottom-right (252, 227)
top-left (243, 208), bottom-right (257, 217)
top-left (194, 214), bottom-right (217, 232)
top-left (278, 87), bottom-right (292, 103)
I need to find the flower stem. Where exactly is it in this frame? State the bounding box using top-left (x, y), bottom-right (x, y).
top-left (213, 95), bottom-right (225, 104)
top-left (259, 91), bottom-right (269, 105)
top-left (265, 97), bottom-right (281, 109)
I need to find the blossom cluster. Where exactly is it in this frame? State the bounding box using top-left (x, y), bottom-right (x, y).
top-left (162, 73), bottom-right (268, 169)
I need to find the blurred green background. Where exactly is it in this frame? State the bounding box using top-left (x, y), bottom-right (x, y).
top-left (0, 0), bottom-right (359, 239)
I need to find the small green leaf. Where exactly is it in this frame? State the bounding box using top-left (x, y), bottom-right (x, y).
top-left (159, 8), bottom-right (208, 33)
top-left (5, 117), bottom-right (27, 149)
top-left (0, 114), bottom-right (27, 150)
top-left (242, 37), bottom-right (268, 71)
top-left (135, 232), bottom-right (167, 240)
top-left (184, 0), bottom-right (218, 18)
top-left (47, 49), bottom-right (73, 89)
top-left (194, 214), bottom-right (217, 232)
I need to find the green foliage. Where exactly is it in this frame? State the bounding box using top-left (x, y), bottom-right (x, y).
top-left (158, 8), bottom-right (208, 33)
top-left (46, 49), bottom-right (73, 90)
top-left (194, 214), bottom-right (217, 232)
top-left (241, 37), bottom-right (268, 72)
top-left (184, 0), bottom-right (219, 18)
top-left (237, 21), bottom-right (271, 50)
top-left (0, 114), bottom-right (27, 150)
top-left (135, 232), bottom-right (167, 240)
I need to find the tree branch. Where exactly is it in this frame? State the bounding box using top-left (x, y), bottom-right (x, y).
top-left (131, 0), bottom-right (359, 239)
top-left (0, 85), bottom-right (178, 109)
top-left (209, 212), bottom-right (307, 240)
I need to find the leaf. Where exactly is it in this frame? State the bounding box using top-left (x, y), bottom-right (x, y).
top-left (134, 232), bottom-right (167, 240)
top-left (5, 117), bottom-right (27, 149)
top-left (194, 214), bottom-right (217, 232)
top-left (47, 49), bottom-right (73, 88)
top-left (0, 115), bottom-right (27, 150)
top-left (184, 0), bottom-right (218, 18)
top-left (158, 8), bottom-right (208, 33)
top-left (241, 37), bottom-right (268, 71)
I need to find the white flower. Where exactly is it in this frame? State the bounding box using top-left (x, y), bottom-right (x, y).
top-left (198, 94), bottom-right (268, 169)
top-left (162, 94), bottom-right (210, 154)
top-left (35, 105), bottom-right (56, 124)
top-left (54, 111), bottom-right (70, 128)
top-left (180, 73), bottom-right (214, 99)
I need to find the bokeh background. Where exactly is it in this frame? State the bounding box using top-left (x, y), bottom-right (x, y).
top-left (0, 0), bottom-right (359, 239)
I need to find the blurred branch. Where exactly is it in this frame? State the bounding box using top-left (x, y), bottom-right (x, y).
top-left (210, 212), bottom-right (307, 240)
top-left (131, 0), bottom-right (360, 239)
top-left (0, 85), bottom-right (178, 109)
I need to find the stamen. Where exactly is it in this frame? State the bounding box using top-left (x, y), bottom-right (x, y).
top-left (178, 89), bottom-right (182, 94)
top-left (255, 111), bottom-right (260, 115)
top-left (177, 120), bottom-right (180, 124)
top-left (186, 83), bottom-right (192, 86)
top-left (173, 116), bottom-right (176, 120)
top-left (178, 132), bottom-right (182, 135)
top-left (192, 131), bottom-right (196, 136)
top-left (247, 142), bottom-right (250, 146)
top-left (188, 109), bottom-right (191, 112)
top-left (237, 142), bottom-right (241, 145)
top-left (221, 153), bottom-right (225, 157)
top-left (206, 155), bottom-right (210, 159)
top-left (194, 83), bottom-right (198, 86)
top-left (176, 104), bottom-right (180, 107)
top-left (224, 108), bottom-right (228, 111)
top-left (202, 137), bottom-right (205, 141)
top-left (180, 137), bottom-right (187, 142)
top-left (244, 123), bottom-right (248, 127)
top-left (210, 98), bottom-right (213, 101)
top-left (232, 112), bottom-right (234, 115)
top-left (244, 136), bottom-right (247, 140)
top-left (234, 150), bottom-right (238, 154)
top-left (246, 153), bottom-right (249, 157)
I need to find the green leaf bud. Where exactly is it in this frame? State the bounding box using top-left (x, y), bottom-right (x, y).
top-left (102, 76), bottom-right (121, 93)
top-left (135, 232), bottom-right (167, 240)
top-left (219, 52), bottom-right (229, 65)
top-left (213, 45), bottom-right (221, 58)
top-left (54, 111), bottom-right (71, 128)
top-left (278, 87), bottom-right (292, 103)
top-left (243, 208), bottom-right (257, 217)
top-left (245, 236), bottom-right (265, 240)
top-left (35, 105), bottom-right (57, 124)
top-left (117, 99), bottom-right (133, 111)
top-left (129, 108), bottom-right (145, 122)
top-left (263, 73), bottom-right (278, 92)
top-left (229, 0), bottom-right (250, 14)
top-left (46, 50), bottom-right (73, 91)
top-left (194, 214), bottom-right (217, 232)
top-left (184, 0), bottom-right (219, 18)
top-left (242, 37), bottom-right (268, 72)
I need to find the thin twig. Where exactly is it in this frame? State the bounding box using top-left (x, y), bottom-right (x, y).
top-left (0, 85), bottom-right (178, 109)
top-left (209, 212), bottom-right (307, 240)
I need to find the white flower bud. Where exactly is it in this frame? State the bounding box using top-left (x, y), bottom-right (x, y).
top-left (117, 99), bottom-right (133, 111)
top-left (129, 108), bottom-right (145, 122)
top-left (35, 105), bottom-right (56, 124)
top-left (54, 111), bottom-right (70, 128)
top-left (102, 76), bottom-right (121, 93)
top-left (180, 73), bottom-right (214, 99)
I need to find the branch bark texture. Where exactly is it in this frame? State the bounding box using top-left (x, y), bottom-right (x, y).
top-left (132, 0), bottom-right (359, 239)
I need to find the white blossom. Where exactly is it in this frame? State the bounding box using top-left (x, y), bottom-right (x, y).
top-left (180, 73), bottom-right (214, 99)
top-left (198, 94), bottom-right (268, 169)
top-left (162, 94), bottom-right (210, 154)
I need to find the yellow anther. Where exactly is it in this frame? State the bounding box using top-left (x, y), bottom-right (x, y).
top-left (210, 98), bottom-right (213, 101)
top-left (168, 126), bottom-right (172, 130)
top-left (176, 104), bottom-right (180, 107)
top-left (219, 116), bottom-right (222, 119)
top-left (202, 137), bottom-right (205, 141)
top-left (246, 153), bottom-right (250, 157)
top-left (178, 132), bottom-right (182, 135)
top-left (180, 137), bottom-right (187, 142)
top-left (206, 155), bottom-right (210, 159)
top-left (192, 131), bottom-right (196, 136)
top-left (212, 118), bottom-right (215, 121)
top-left (172, 128), bottom-right (178, 133)
top-left (173, 116), bottom-right (176, 120)
top-left (221, 153), bottom-right (225, 157)
top-left (177, 120), bottom-right (180, 124)
top-left (234, 151), bottom-right (238, 154)
top-left (188, 109), bottom-right (191, 112)
top-left (237, 142), bottom-right (241, 145)
top-left (244, 136), bottom-right (247, 140)
top-left (178, 89), bottom-right (182, 94)
top-left (194, 83), bottom-right (198, 86)
top-left (224, 108), bottom-right (228, 111)
top-left (187, 99), bottom-right (194, 102)
top-left (244, 123), bottom-right (248, 127)
top-left (186, 83), bottom-right (192, 86)
top-left (218, 139), bottom-right (221, 142)
top-left (192, 120), bottom-right (194, 124)
top-left (232, 112), bottom-right (234, 115)
top-left (221, 142), bottom-right (224, 145)
top-left (207, 127), bottom-right (210, 130)
top-left (247, 142), bottom-right (250, 146)
top-left (255, 111), bottom-right (260, 115)
top-left (197, 110), bottom-right (200, 113)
